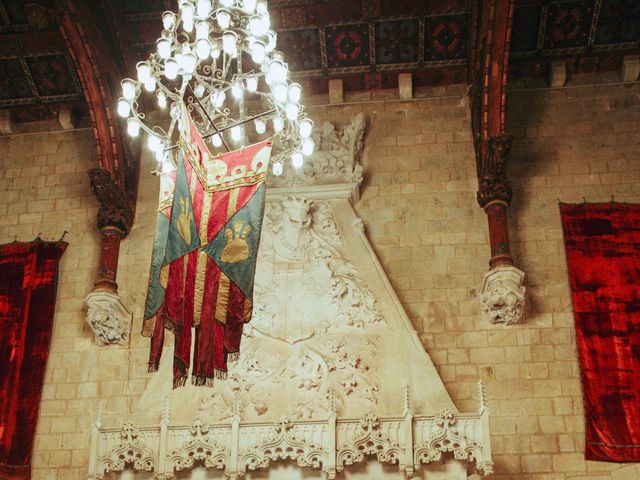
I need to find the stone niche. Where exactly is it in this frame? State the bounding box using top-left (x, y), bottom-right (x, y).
top-left (87, 114), bottom-right (492, 480)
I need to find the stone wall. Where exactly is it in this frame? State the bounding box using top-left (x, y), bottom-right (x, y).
top-left (0, 129), bottom-right (158, 480)
top-left (0, 76), bottom-right (638, 479)
top-left (331, 79), bottom-right (640, 479)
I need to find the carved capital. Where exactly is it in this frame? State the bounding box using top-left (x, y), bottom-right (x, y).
top-left (84, 290), bottom-right (132, 346)
top-left (480, 265), bottom-right (526, 325)
top-left (88, 168), bottom-right (134, 236)
top-left (476, 134), bottom-right (513, 209)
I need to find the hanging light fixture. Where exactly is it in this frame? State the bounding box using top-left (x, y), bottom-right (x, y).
top-left (119, 0), bottom-right (313, 175)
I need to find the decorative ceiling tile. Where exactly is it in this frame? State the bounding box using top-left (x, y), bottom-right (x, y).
top-left (379, 0), bottom-right (467, 17)
top-left (375, 19), bottom-right (419, 65)
top-left (511, 5), bottom-right (542, 53)
top-left (543, 1), bottom-right (595, 50)
top-left (424, 13), bottom-right (469, 63)
top-left (0, 58), bottom-right (32, 102)
top-left (10, 103), bottom-right (58, 122)
top-left (25, 54), bottom-right (78, 98)
top-left (305, 1), bottom-right (362, 26)
top-left (278, 28), bottom-right (322, 71)
top-left (594, 0), bottom-right (640, 46)
top-left (2, 0), bottom-right (28, 25)
top-left (324, 23), bottom-right (370, 69)
top-left (275, 6), bottom-right (306, 28)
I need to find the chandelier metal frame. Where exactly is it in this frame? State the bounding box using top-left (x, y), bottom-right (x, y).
top-left (117, 0), bottom-right (314, 175)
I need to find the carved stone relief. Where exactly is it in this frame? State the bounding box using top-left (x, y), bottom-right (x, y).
top-left (124, 114), bottom-right (484, 479)
top-left (84, 289), bottom-right (132, 346)
top-left (266, 113), bottom-right (365, 187)
top-left (197, 197), bottom-right (384, 422)
top-left (480, 265), bottom-right (526, 325)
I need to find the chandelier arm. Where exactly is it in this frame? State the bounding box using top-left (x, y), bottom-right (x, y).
top-left (186, 83), bottom-right (231, 152)
top-left (163, 107), bottom-right (277, 153)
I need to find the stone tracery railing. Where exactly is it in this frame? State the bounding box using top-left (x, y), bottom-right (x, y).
top-left (87, 386), bottom-right (493, 479)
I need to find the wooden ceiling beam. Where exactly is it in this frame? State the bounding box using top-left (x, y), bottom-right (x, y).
top-left (470, 1), bottom-right (520, 269)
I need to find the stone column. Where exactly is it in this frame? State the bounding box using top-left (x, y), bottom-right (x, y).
top-left (84, 168), bottom-right (134, 345)
top-left (476, 135), bottom-right (525, 325)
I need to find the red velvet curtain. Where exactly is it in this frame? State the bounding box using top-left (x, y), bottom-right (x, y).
top-left (560, 202), bottom-right (640, 462)
top-left (0, 240), bottom-right (67, 479)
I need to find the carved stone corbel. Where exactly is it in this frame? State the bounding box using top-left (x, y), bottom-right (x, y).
top-left (480, 265), bottom-right (525, 325)
top-left (84, 289), bottom-right (132, 346)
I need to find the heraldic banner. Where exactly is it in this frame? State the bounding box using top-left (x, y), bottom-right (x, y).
top-left (143, 108), bottom-right (272, 388)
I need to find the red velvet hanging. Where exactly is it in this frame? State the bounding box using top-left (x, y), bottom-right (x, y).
top-left (0, 240), bottom-right (67, 479)
top-left (560, 202), bottom-right (640, 462)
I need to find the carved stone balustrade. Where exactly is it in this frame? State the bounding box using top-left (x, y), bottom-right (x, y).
top-left (87, 392), bottom-right (493, 479)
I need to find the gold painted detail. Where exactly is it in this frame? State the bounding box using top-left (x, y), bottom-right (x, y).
top-left (221, 221), bottom-right (251, 263)
top-left (193, 190), bottom-right (213, 326)
top-left (177, 197), bottom-right (194, 245)
top-left (179, 138), bottom-right (270, 193)
top-left (215, 273), bottom-right (232, 324)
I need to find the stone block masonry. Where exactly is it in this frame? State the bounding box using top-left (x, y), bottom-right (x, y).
top-left (0, 76), bottom-right (639, 479)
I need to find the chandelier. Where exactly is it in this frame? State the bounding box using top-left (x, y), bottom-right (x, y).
top-left (116, 0), bottom-right (313, 175)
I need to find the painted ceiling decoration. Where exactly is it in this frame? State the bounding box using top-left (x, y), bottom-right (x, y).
top-left (0, 0), bottom-right (638, 121)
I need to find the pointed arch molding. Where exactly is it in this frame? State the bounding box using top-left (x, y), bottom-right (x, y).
top-left (55, 0), bottom-right (129, 194)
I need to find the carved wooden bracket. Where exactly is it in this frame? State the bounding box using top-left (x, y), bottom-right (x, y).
top-left (88, 168), bottom-right (133, 293)
top-left (476, 133), bottom-right (513, 209)
top-left (88, 168), bottom-right (134, 237)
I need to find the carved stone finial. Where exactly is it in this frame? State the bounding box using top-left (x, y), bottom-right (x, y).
top-left (351, 217), bottom-right (365, 233)
top-left (162, 397), bottom-right (170, 426)
top-left (327, 388), bottom-right (337, 414)
top-left (232, 393), bottom-right (242, 419)
top-left (480, 265), bottom-right (526, 325)
top-left (84, 290), bottom-right (132, 346)
top-left (477, 380), bottom-right (488, 412)
top-left (403, 385), bottom-right (411, 414)
top-left (88, 168), bottom-right (134, 236)
top-left (95, 400), bottom-right (105, 428)
top-left (476, 134), bottom-right (513, 209)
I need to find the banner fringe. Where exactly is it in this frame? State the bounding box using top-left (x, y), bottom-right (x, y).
top-left (173, 376), bottom-right (187, 389)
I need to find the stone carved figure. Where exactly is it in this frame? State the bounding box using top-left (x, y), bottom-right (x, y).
top-left (84, 290), bottom-right (132, 345)
top-left (480, 265), bottom-right (526, 325)
top-left (267, 113), bottom-right (366, 187)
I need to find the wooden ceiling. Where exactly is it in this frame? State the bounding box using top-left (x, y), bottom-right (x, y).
top-left (0, 0), bottom-right (638, 122)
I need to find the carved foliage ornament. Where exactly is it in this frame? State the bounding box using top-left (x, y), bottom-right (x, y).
top-left (240, 416), bottom-right (326, 474)
top-left (414, 409), bottom-right (483, 467)
top-left (476, 134), bottom-right (513, 208)
top-left (480, 265), bottom-right (526, 325)
top-left (337, 413), bottom-right (401, 470)
top-left (88, 168), bottom-right (134, 236)
top-left (169, 419), bottom-right (228, 472)
top-left (84, 290), bottom-right (132, 346)
top-left (267, 113), bottom-right (366, 187)
top-left (199, 198), bottom-right (384, 421)
top-left (98, 422), bottom-right (155, 475)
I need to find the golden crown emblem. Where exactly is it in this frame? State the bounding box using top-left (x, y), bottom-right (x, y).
top-left (221, 220), bottom-right (251, 263)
